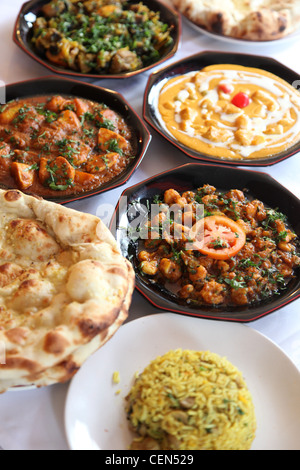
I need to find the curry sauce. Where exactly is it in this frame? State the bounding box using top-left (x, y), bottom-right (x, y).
top-left (0, 95), bottom-right (135, 197)
top-left (157, 64), bottom-right (300, 160)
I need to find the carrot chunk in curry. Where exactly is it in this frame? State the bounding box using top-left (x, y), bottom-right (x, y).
top-left (0, 95), bottom-right (135, 197)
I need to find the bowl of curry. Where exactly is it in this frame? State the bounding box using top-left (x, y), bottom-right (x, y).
top-left (111, 163), bottom-right (300, 322)
top-left (13, 0), bottom-right (180, 79)
top-left (0, 76), bottom-right (151, 203)
top-left (144, 51), bottom-right (300, 166)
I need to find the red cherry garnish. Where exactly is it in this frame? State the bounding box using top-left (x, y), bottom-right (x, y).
top-left (231, 92), bottom-right (250, 108)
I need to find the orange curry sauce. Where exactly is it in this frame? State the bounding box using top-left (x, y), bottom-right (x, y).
top-left (0, 95), bottom-right (135, 197)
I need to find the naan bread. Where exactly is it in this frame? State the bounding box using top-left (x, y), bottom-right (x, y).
top-left (171, 0), bottom-right (300, 40)
top-left (0, 189), bottom-right (134, 392)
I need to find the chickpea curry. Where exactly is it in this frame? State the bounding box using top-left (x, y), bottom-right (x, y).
top-left (137, 185), bottom-right (300, 307)
top-left (31, 0), bottom-right (174, 75)
top-left (0, 94), bottom-right (135, 197)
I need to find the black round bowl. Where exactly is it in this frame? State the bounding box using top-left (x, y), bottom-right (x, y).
top-left (110, 163), bottom-right (300, 322)
top-left (143, 50), bottom-right (300, 167)
top-left (0, 76), bottom-right (151, 204)
top-left (13, 0), bottom-right (181, 79)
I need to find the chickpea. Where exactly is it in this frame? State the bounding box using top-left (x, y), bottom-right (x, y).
top-left (201, 194), bottom-right (217, 205)
top-left (189, 265), bottom-right (207, 283)
top-left (231, 287), bottom-right (248, 305)
top-left (181, 191), bottom-right (196, 203)
top-left (251, 200), bottom-right (266, 221)
top-left (159, 258), bottom-right (182, 282)
top-left (178, 284), bottom-right (194, 299)
top-left (138, 250), bottom-right (151, 262)
top-left (164, 189), bottom-right (187, 208)
top-left (274, 219), bottom-right (286, 233)
top-left (182, 210), bottom-right (196, 227)
top-left (202, 184), bottom-right (216, 194)
top-left (199, 280), bottom-right (225, 305)
top-left (225, 189), bottom-right (245, 202)
top-left (172, 222), bottom-right (190, 241)
top-left (278, 263), bottom-right (293, 277)
top-left (217, 260), bottom-right (230, 273)
top-left (140, 260), bottom-right (158, 276)
top-left (151, 211), bottom-right (167, 227)
top-left (285, 230), bottom-right (296, 242)
top-left (162, 230), bottom-right (174, 245)
top-left (164, 189), bottom-right (181, 205)
top-left (235, 218), bottom-right (252, 235)
top-left (278, 241), bottom-right (292, 252)
top-left (244, 202), bottom-right (257, 219)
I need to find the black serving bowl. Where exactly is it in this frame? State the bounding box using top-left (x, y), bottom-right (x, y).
top-left (0, 76), bottom-right (151, 204)
top-left (110, 163), bottom-right (300, 322)
top-left (143, 50), bottom-right (300, 167)
top-left (13, 0), bottom-right (181, 80)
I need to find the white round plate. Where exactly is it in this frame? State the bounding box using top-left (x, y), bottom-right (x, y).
top-left (184, 16), bottom-right (300, 47)
top-left (64, 313), bottom-right (300, 450)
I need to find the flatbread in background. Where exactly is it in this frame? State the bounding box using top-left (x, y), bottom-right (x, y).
top-left (0, 189), bottom-right (135, 392)
top-left (171, 0), bottom-right (300, 40)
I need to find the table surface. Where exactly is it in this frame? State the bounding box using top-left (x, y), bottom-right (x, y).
top-left (0, 0), bottom-right (300, 451)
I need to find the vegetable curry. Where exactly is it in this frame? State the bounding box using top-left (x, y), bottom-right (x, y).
top-left (0, 95), bottom-right (135, 197)
top-left (31, 0), bottom-right (174, 75)
top-left (137, 185), bottom-right (300, 307)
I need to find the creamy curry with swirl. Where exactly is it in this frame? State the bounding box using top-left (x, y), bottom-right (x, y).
top-left (157, 64), bottom-right (300, 160)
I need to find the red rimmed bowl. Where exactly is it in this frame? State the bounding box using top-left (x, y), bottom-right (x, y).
top-left (0, 76), bottom-right (151, 204)
top-left (13, 0), bottom-right (181, 80)
top-left (143, 50), bottom-right (300, 167)
top-left (110, 162), bottom-right (300, 322)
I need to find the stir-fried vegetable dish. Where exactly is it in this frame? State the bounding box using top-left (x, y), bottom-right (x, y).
top-left (137, 184), bottom-right (300, 307)
top-left (0, 94), bottom-right (135, 197)
top-left (31, 0), bottom-right (174, 75)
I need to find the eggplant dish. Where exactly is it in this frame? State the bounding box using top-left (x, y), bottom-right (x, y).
top-left (137, 185), bottom-right (300, 307)
top-left (0, 94), bottom-right (136, 197)
top-left (30, 0), bottom-right (174, 75)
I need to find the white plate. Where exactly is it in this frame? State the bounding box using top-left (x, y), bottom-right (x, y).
top-left (184, 16), bottom-right (300, 47)
top-left (64, 313), bottom-right (300, 450)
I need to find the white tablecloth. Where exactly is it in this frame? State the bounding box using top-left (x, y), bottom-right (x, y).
top-left (0, 0), bottom-right (300, 450)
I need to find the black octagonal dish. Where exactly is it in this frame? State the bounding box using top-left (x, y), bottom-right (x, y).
top-left (13, 0), bottom-right (181, 80)
top-left (0, 76), bottom-right (151, 204)
top-left (110, 163), bottom-right (300, 322)
top-left (143, 50), bottom-right (300, 167)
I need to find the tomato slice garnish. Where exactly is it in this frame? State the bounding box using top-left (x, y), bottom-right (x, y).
top-left (231, 92), bottom-right (250, 108)
top-left (189, 215), bottom-right (246, 260)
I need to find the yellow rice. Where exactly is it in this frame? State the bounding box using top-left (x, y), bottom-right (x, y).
top-left (125, 349), bottom-right (256, 450)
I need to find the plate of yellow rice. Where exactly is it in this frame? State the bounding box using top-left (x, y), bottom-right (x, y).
top-left (65, 313), bottom-right (300, 450)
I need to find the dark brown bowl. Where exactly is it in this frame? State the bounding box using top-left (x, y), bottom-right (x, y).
top-left (110, 163), bottom-right (300, 322)
top-left (143, 50), bottom-right (300, 167)
top-left (0, 76), bottom-right (151, 204)
top-left (13, 0), bottom-right (181, 79)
